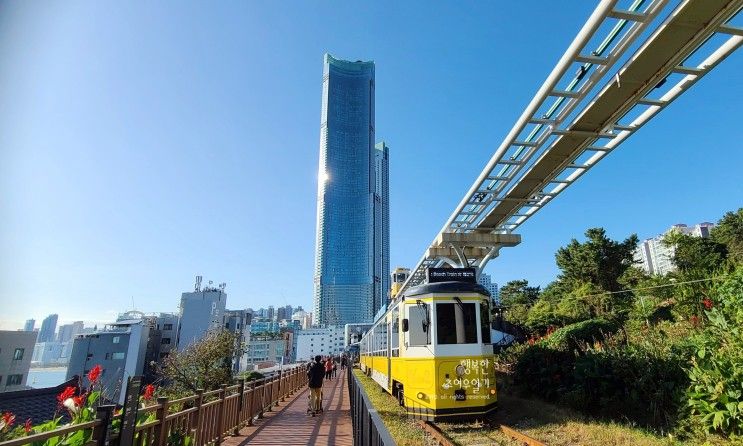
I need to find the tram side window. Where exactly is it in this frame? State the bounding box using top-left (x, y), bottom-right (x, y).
top-left (409, 302), bottom-right (431, 346)
top-left (436, 303), bottom-right (478, 344)
top-left (480, 301), bottom-right (492, 343)
top-left (391, 308), bottom-right (400, 356)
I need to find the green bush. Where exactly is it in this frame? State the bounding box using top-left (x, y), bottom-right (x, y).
top-left (686, 268), bottom-right (743, 436)
top-left (513, 345), bottom-right (576, 401)
top-left (543, 318), bottom-right (619, 351)
top-left (513, 324), bottom-right (689, 430)
top-left (241, 371), bottom-right (265, 381)
top-left (571, 344), bottom-right (688, 429)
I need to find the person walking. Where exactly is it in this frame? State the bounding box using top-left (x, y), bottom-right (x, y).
top-left (307, 355), bottom-right (325, 415)
top-left (325, 356), bottom-right (333, 380)
top-left (332, 357), bottom-right (337, 378)
top-left (341, 355), bottom-right (347, 370)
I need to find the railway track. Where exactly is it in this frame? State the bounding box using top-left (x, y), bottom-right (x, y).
top-left (418, 420), bottom-right (545, 446)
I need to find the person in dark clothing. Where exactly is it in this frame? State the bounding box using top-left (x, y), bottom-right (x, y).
top-left (307, 355), bottom-right (325, 413)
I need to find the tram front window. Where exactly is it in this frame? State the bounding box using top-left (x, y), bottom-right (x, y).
top-left (436, 303), bottom-right (477, 344)
top-left (480, 301), bottom-right (492, 343)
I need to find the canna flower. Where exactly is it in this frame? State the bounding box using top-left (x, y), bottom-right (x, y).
top-left (0, 412), bottom-right (16, 431)
top-left (702, 298), bottom-right (713, 310)
top-left (57, 386), bottom-right (76, 404)
top-left (24, 418), bottom-right (32, 434)
top-left (87, 365), bottom-right (102, 383)
top-left (72, 394), bottom-right (86, 408)
top-left (142, 384), bottom-right (156, 401)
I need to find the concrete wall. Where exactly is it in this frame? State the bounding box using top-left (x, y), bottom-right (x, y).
top-left (0, 331), bottom-right (38, 392)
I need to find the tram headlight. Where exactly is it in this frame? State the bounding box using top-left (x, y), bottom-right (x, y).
top-left (455, 364), bottom-right (465, 378)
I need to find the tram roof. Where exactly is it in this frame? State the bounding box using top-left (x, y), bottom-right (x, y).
top-left (401, 281), bottom-right (490, 299)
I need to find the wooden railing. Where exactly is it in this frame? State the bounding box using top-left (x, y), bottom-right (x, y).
top-left (1, 365), bottom-right (307, 446)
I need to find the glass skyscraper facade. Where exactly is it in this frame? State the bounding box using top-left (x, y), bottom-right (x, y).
top-left (313, 54), bottom-right (389, 326)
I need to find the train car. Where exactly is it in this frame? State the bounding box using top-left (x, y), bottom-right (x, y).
top-left (359, 280), bottom-right (496, 420)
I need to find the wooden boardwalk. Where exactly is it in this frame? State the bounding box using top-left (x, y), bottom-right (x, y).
top-left (223, 372), bottom-right (352, 446)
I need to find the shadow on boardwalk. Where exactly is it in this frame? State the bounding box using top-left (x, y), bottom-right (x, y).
top-left (223, 372), bottom-right (352, 446)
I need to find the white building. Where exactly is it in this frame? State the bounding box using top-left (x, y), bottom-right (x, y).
top-left (294, 327), bottom-right (345, 362)
top-left (291, 310), bottom-right (312, 330)
top-left (634, 222), bottom-right (715, 275)
top-left (478, 273), bottom-right (499, 303)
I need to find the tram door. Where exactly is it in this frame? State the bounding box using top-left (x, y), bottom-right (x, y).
top-left (387, 320), bottom-right (392, 389)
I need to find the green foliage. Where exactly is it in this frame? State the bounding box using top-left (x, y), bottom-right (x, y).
top-left (686, 268), bottom-right (743, 436)
top-left (240, 370), bottom-right (265, 381)
top-left (543, 318), bottom-right (619, 352)
top-left (570, 342), bottom-right (688, 429)
top-left (499, 279), bottom-right (541, 326)
top-left (514, 345), bottom-right (576, 401)
top-left (500, 279), bottom-right (541, 306)
top-left (711, 208), bottom-right (743, 264)
top-left (162, 329), bottom-right (239, 393)
top-left (513, 333), bottom-right (688, 430)
top-left (667, 232), bottom-right (728, 274)
top-left (555, 228), bottom-right (638, 292)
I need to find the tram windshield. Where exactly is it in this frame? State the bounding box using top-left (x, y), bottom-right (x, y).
top-left (436, 302), bottom-right (477, 344)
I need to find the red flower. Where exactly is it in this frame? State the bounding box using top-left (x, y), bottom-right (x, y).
top-left (87, 365), bottom-right (102, 383)
top-left (142, 384), bottom-right (156, 401)
top-left (1, 412), bottom-right (15, 429)
top-left (57, 386), bottom-right (76, 404)
top-left (72, 394), bottom-right (86, 408)
top-left (24, 418), bottom-right (32, 434)
top-left (690, 315), bottom-right (700, 328)
top-left (702, 298), bottom-right (713, 310)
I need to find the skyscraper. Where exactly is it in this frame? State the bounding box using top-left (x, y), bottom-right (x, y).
top-left (23, 319), bottom-right (35, 332)
top-left (374, 142), bottom-right (390, 311)
top-left (314, 54), bottom-right (385, 326)
top-left (38, 314), bottom-right (58, 343)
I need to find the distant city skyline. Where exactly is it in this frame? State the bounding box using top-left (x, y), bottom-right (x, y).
top-left (2, 2), bottom-right (741, 329)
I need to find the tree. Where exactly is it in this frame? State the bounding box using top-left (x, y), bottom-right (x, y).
top-left (666, 233), bottom-right (727, 273)
top-left (161, 330), bottom-right (239, 395)
top-left (499, 280), bottom-right (540, 306)
top-left (555, 228), bottom-right (639, 292)
top-left (711, 208), bottom-right (743, 265)
top-left (498, 280), bottom-right (541, 326)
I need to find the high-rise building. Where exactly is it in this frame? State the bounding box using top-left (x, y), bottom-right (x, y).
top-left (634, 222), bottom-right (716, 275)
top-left (276, 306), bottom-right (287, 322)
top-left (57, 321), bottom-right (84, 343)
top-left (267, 306), bottom-right (275, 321)
top-left (23, 319), bottom-right (35, 332)
top-left (478, 273), bottom-right (499, 303)
top-left (374, 142), bottom-right (390, 309)
top-left (313, 53), bottom-right (383, 326)
top-left (38, 314), bottom-right (58, 343)
top-left (177, 281), bottom-right (227, 348)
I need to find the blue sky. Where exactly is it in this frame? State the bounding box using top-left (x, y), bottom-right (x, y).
top-left (1, 2), bottom-right (741, 329)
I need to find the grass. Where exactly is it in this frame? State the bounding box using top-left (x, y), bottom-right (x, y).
top-left (353, 369), bottom-right (434, 445)
top-left (354, 368), bottom-right (741, 446)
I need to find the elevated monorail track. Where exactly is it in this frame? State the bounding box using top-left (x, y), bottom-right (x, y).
top-left (399, 0), bottom-right (743, 296)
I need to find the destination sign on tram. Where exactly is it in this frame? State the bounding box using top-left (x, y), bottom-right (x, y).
top-left (427, 267), bottom-right (477, 283)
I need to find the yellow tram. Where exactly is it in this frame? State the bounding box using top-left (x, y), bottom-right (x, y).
top-left (359, 279), bottom-right (497, 420)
